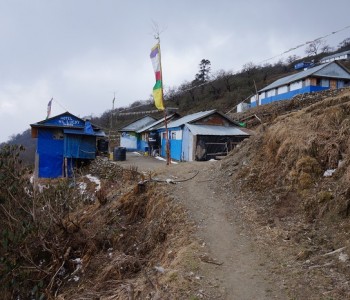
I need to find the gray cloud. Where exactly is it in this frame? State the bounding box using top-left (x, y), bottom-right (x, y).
top-left (1, 0), bottom-right (349, 141)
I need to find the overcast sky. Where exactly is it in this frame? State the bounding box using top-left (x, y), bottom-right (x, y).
top-left (1, 0), bottom-right (350, 142)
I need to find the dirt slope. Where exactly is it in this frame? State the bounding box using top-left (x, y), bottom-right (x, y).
top-left (219, 87), bottom-right (350, 299)
top-left (154, 162), bottom-right (287, 299)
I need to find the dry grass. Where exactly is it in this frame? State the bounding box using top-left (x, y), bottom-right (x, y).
top-left (55, 161), bottom-right (196, 300)
top-left (220, 88), bottom-right (350, 299)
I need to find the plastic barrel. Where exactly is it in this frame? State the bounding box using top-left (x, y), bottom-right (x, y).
top-left (114, 147), bottom-right (126, 161)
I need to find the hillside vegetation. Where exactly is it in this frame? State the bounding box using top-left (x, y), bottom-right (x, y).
top-left (2, 89), bottom-right (350, 299)
top-left (0, 151), bottom-right (199, 299)
top-left (219, 87), bottom-right (350, 299)
top-left (5, 41), bottom-right (350, 166)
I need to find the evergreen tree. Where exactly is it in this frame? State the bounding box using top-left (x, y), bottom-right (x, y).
top-left (194, 59), bottom-right (211, 84)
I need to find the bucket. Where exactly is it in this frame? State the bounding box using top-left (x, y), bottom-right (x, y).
top-left (114, 147), bottom-right (126, 161)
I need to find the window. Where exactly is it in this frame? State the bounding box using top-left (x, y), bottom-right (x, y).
top-left (321, 79), bottom-right (329, 87)
top-left (53, 129), bottom-right (64, 140)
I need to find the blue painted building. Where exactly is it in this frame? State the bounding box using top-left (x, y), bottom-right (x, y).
top-left (237, 61), bottom-right (350, 112)
top-left (156, 110), bottom-right (250, 161)
top-left (320, 50), bottom-right (350, 63)
top-left (136, 113), bottom-right (180, 154)
top-left (30, 112), bottom-right (105, 178)
top-left (118, 116), bottom-right (157, 151)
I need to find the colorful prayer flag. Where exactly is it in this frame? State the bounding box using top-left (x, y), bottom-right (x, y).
top-left (150, 44), bottom-right (165, 110)
top-left (46, 98), bottom-right (53, 119)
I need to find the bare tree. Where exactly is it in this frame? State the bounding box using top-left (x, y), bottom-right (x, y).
top-left (321, 44), bottom-right (334, 54)
top-left (305, 39), bottom-right (330, 56)
top-left (286, 55), bottom-right (300, 64)
top-left (337, 37), bottom-right (350, 51)
top-left (242, 61), bottom-right (256, 72)
top-left (242, 61), bottom-right (257, 77)
top-left (216, 69), bottom-right (233, 92)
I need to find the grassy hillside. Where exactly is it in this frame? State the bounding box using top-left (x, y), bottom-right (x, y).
top-left (220, 87), bottom-right (350, 298)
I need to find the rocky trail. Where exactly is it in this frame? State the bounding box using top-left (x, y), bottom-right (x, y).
top-left (167, 163), bottom-right (286, 299)
top-left (120, 154), bottom-right (287, 299)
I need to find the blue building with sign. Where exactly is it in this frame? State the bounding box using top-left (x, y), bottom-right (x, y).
top-left (30, 112), bottom-right (105, 178)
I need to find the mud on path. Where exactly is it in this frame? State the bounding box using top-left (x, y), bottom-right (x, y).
top-left (118, 153), bottom-right (287, 299)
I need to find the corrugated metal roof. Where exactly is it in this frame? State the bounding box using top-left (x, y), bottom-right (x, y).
top-left (161, 110), bottom-right (216, 129)
top-left (320, 50), bottom-right (350, 62)
top-left (186, 124), bottom-right (250, 136)
top-left (137, 113), bottom-right (179, 133)
top-left (119, 116), bottom-right (157, 132)
top-left (259, 62), bottom-right (334, 92)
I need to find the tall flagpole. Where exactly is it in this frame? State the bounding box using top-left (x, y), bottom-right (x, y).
top-left (156, 35), bottom-right (170, 165)
top-left (109, 92), bottom-right (116, 153)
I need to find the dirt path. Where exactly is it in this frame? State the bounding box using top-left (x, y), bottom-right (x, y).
top-left (117, 153), bottom-right (287, 299)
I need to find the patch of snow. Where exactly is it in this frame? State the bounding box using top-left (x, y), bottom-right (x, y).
top-left (155, 156), bottom-right (166, 161)
top-left (339, 252), bottom-right (349, 262)
top-left (37, 184), bottom-right (49, 193)
top-left (85, 174), bottom-right (101, 191)
top-left (72, 258), bottom-right (82, 264)
top-left (132, 152), bottom-right (141, 156)
top-left (154, 156), bottom-right (178, 164)
top-left (69, 276), bottom-right (80, 282)
top-left (323, 169), bottom-right (336, 177)
top-left (154, 266), bottom-right (165, 273)
top-left (78, 182), bottom-right (87, 194)
top-left (208, 159), bottom-right (217, 162)
top-left (71, 258), bottom-right (82, 275)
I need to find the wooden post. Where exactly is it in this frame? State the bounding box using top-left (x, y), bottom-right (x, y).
top-left (155, 34), bottom-right (170, 165)
top-left (64, 157), bottom-right (68, 177)
top-left (164, 109), bottom-right (170, 165)
top-left (253, 79), bottom-right (259, 106)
